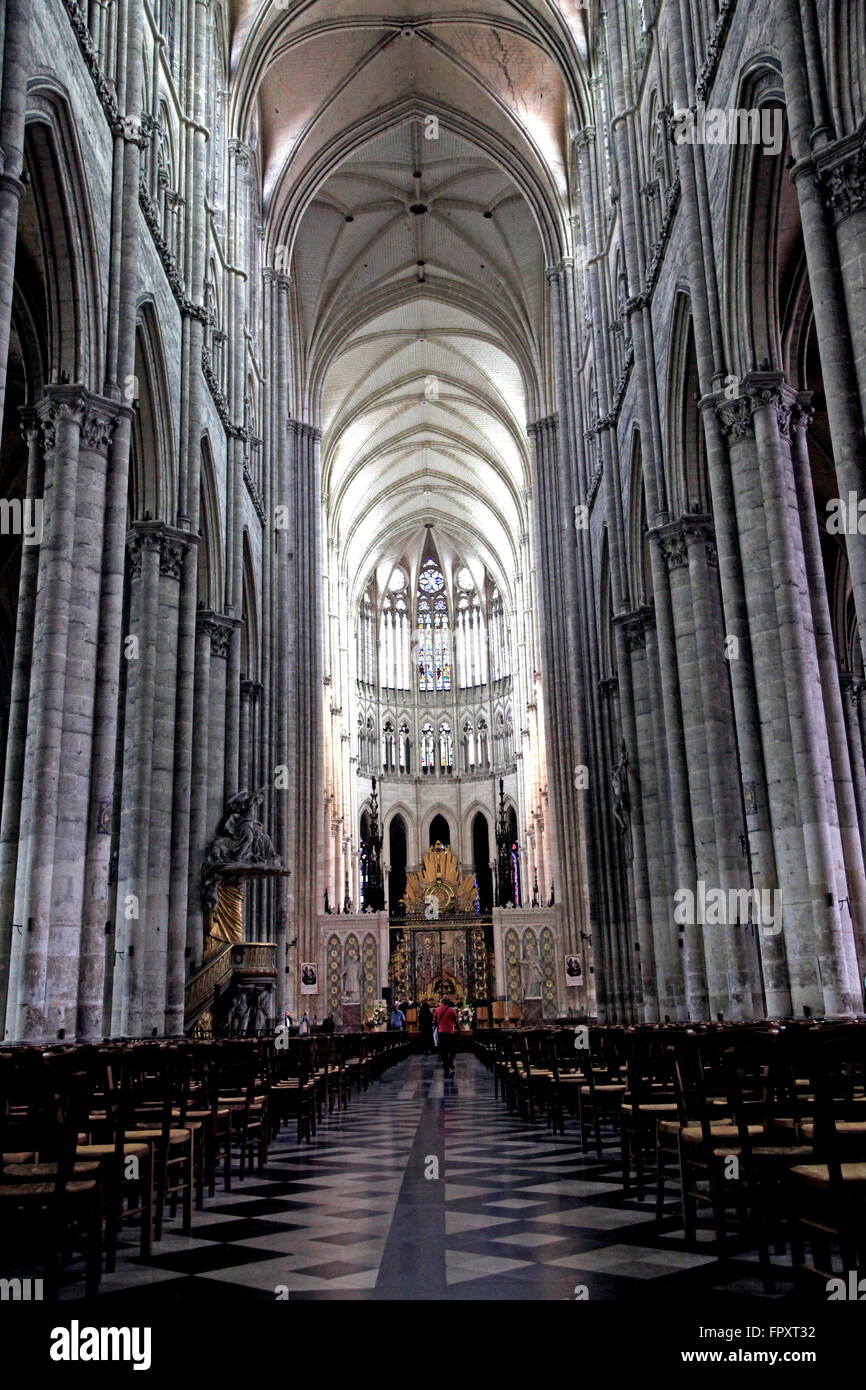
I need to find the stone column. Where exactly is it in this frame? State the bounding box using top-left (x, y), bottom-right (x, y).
top-left (188, 608), bottom-right (213, 968)
top-left (720, 377), bottom-right (861, 1014)
top-left (650, 527), bottom-right (705, 1019)
top-left (0, 0), bottom-right (31, 435)
top-left (789, 399), bottom-right (866, 984)
top-left (815, 138), bottom-right (866, 435)
top-left (287, 420), bottom-right (324, 991)
top-left (111, 521), bottom-right (161, 1037)
top-left (643, 610), bottom-right (686, 1018)
top-left (0, 411), bottom-right (44, 1026)
top-left (777, 0), bottom-right (866, 664)
top-left (6, 389), bottom-right (119, 1042)
top-left (240, 677), bottom-right (255, 790)
top-left (613, 613), bottom-right (661, 1021)
top-left (207, 613), bottom-right (235, 833)
top-left (224, 141), bottom-right (251, 808)
top-left (682, 515), bottom-right (758, 1019)
top-left (167, 0), bottom-right (208, 1033)
top-left (164, 528), bottom-right (198, 1037)
top-left (143, 528), bottom-right (191, 1035)
top-left (839, 675), bottom-right (866, 858)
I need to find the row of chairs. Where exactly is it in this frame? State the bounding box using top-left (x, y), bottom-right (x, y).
top-left (0, 1029), bottom-right (410, 1297)
top-left (474, 1022), bottom-right (866, 1293)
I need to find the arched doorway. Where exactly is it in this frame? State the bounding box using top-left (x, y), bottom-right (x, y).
top-left (429, 813), bottom-right (450, 848)
top-left (388, 814), bottom-right (407, 916)
top-left (473, 812), bottom-right (493, 913)
top-left (507, 806), bottom-right (521, 906)
top-left (359, 809), bottom-right (372, 910)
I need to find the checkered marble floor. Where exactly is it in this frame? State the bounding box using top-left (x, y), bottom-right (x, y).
top-left (59, 1053), bottom-right (796, 1302)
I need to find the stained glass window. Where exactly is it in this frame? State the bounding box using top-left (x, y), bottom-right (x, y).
top-left (417, 561), bottom-right (450, 691)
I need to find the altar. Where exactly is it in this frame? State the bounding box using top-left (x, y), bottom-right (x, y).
top-left (387, 843), bottom-right (493, 1003)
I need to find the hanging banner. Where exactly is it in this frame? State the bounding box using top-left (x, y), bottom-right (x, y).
top-left (564, 954), bottom-right (583, 987)
top-left (300, 962), bottom-right (319, 995)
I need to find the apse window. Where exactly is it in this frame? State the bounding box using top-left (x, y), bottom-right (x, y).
top-left (417, 559), bottom-right (451, 692)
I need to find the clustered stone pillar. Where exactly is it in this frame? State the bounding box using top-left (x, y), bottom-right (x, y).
top-left (287, 419), bottom-right (324, 1006)
top-left (4, 389), bottom-right (129, 1042)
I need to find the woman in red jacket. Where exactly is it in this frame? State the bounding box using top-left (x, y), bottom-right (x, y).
top-left (433, 996), bottom-right (460, 1077)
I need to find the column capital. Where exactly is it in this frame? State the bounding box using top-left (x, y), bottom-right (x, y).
top-left (228, 138), bottom-right (254, 168)
top-left (240, 677), bottom-right (264, 702)
top-left (816, 131), bottom-right (866, 224)
top-left (839, 669), bottom-right (866, 706)
top-left (545, 257), bottom-right (573, 282)
top-left (526, 414), bottom-right (558, 438)
top-left (678, 512), bottom-right (717, 568)
top-left (712, 372), bottom-right (799, 441)
top-left (263, 267), bottom-right (291, 290)
top-left (19, 406), bottom-right (40, 449)
top-left (741, 372), bottom-right (798, 438)
top-left (650, 519), bottom-right (688, 570)
top-left (127, 519), bottom-right (196, 581)
top-left (613, 605), bottom-right (656, 650)
top-left (195, 607), bottom-right (239, 658)
top-left (36, 386), bottom-right (131, 456)
top-left (288, 418), bottom-right (322, 443)
top-left (126, 525), bottom-right (161, 580)
top-left (791, 391), bottom-right (815, 435)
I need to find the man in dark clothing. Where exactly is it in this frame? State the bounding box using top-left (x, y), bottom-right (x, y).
top-left (418, 1000), bottom-right (434, 1054)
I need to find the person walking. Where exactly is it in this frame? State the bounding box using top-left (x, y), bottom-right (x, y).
top-left (433, 996), bottom-right (459, 1077)
top-left (418, 999), bottom-right (434, 1054)
top-left (389, 1002), bottom-right (406, 1031)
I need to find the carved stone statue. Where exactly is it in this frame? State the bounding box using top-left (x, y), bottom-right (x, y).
top-left (611, 741), bottom-right (630, 833)
top-left (201, 788), bottom-right (287, 917)
top-left (207, 788), bottom-right (277, 869)
top-left (252, 986), bottom-right (271, 1033)
top-left (519, 950), bottom-right (544, 999)
top-left (228, 987), bottom-right (251, 1034)
top-left (341, 953), bottom-right (362, 1003)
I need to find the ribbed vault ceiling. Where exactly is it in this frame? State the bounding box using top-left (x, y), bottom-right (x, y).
top-left (227, 0), bottom-right (590, 606)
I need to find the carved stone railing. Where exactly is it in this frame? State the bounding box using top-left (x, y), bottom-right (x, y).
top-left (183, 941), bottom-right (278, 1032)
top-left (184, 943), bottom-right (233, 1024)
top-left (231, 942), bottom-right (277, 977)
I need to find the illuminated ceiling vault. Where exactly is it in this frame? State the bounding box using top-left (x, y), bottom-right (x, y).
top-left (229, 0), bottom-right (591, 598)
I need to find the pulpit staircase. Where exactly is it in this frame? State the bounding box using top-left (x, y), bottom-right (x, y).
top-left (183, 941), bottom-right (277, 1034)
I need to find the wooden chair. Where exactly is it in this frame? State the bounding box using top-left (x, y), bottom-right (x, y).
top-left (577, 1028), bottom-right (627, 1159)
top-left (788, 1027), bottom-right (866, 1291)
top-left (72, 1050), bottom-right (154, 1270)
top-left (215, 1042), bottom-right (269, 1182)
top-left (0, 1063), bottom-right (103, 1296)
top-left (123, 1046), bottom-right (195, 1240)
top-left (620, 1031), bottom-right (679, 1201)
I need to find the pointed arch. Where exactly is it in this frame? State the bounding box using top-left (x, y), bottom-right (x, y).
top-left (598, 528), bottom-right (616, 681)
top-left (241, 530), bottom-right (260, 680)
top-left (721, 63), bottom-right (788, 377)
top-left (626, 429), bottom-right (652, 608)
top-left (129, 302), bottom-right (176, 522)
top-left (666, 292), bottom-right (710, 519)
top-left (25, 81), bottom-right (104, 391)
top-left (197, 436), bottom-right (224, 610)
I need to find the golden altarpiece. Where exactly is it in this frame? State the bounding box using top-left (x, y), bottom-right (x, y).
top-left (389, 843), bottom-right (492, 1002)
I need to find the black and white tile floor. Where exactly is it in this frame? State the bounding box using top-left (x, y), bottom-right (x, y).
top-left (61, 1053), bottom-right (796, 1301)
